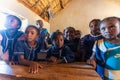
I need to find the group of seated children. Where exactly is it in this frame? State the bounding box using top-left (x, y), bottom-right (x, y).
top-left (0, 14), bottom-right (120, 80)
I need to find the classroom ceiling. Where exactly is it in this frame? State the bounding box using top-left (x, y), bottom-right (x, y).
top-left (18, 0), bottom-right (72, 22)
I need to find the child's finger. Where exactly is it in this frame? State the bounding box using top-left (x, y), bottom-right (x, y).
top-left (39, 64), bottom-right (43, 68)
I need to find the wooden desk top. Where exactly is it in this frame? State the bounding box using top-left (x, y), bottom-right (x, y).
top-left (0, 61), bottom-right (102, 80)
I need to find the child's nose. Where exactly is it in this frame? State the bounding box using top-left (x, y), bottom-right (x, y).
top-left (27, 33), bottom-right (32, 36)
top-left (105, 28), bottom-right (109, 33)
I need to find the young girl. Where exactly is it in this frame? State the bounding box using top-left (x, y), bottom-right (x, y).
top-left (87, 17), bottom-right (120, 80)
top-left (14, 25), bottom-right (42, 74)
top-left (46, 30), bottom-right (74, 64)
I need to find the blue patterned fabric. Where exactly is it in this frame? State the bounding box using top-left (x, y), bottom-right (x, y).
top-left (46, 45), bottom-right (74, 63)
top-left (14, 40), bottom-right (41, 61)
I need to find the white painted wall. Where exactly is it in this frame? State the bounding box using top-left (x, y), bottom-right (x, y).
top-left (0, 0), bottom-right (50, 32)
top-left (50, 0), bottom-right (120, 36)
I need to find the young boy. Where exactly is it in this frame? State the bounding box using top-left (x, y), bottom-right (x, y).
top-left (64, 27), bottom-right (80, 61)
top-left (0, 14), bottom-right (24, 64)
top-left (87, 17), bottom-right (120, 80)
top-left (36, 20), bottom-right (49, 51)
top-left (81, 19), bottom-right (102, 61)
top-left (46, 30), bottom-right (74, 64)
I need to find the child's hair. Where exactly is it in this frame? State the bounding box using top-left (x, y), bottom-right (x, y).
top-left (75, 30), bottom-right (82, 34)
top-left (99, 16), bottom-right (120, 27)
top-left (51, 30), bottom-right (63, 41)
top-left (36, 20), bottom-right (43, 28)
top-left (25, 25), bottom-right (40, 35)
top-left (64, 26), bottom-right (75, 32)
top-left (89, 19), bottom-right (101, 27)
top-left (6, 14), bottom-right (22, 29)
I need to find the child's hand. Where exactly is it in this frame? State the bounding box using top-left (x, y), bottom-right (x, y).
top-left (1, 51), bottom-right (9, 61)
top-left (50, 56), bottom-right (57, 64)
top-left (9, 61), bottom-right (16, 65)
top-left (56, 59), bottom-right (63, 64)
top-left (86, 59), bottom-right (96, 69)
top-left (29, 62), bottom-right (43, 74)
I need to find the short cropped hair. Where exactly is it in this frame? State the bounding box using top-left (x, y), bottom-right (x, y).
top-left (64, 26), bottom-right (75, 33)
top-left (89, 19), bottom-right (101, 27)
top-left (99, 16), bottom-right (120, 27)
top-left (51, 31), bottom-right (63, 41)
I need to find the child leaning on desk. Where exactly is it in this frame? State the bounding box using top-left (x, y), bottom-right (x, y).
top-left (14, 25), bottom-right (43, 74)
top-left (46, 30), bottom-right (74, 64)
top-left (87, 17), bottom-right (120, 80)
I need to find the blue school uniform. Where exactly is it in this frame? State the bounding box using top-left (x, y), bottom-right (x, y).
top-left (14, 40), bottom-right (41, 61)
top-left (0, 30), bottom-right (24, 61)
top-left (93, 39), bottom-right (120, 80)
top-left (37, 28), bottom-right (48, 50)
top-left (64, 37), bottom-right (79, 52)
top-left (64, 38), bottom-right (80, 61)
top-left (46, 45), bottom-right (74, 63)
top-left (81, 34), bottom-right (102, 61)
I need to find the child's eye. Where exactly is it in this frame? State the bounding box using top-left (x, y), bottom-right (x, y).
top-left (109, 25), bottom-right (115, 29)
top-left (10, 19), bottom-right (14, 22)
top-left (31, 32), bottom-right (34, 35)
top-left (101, 27), bottom-right (105, 31)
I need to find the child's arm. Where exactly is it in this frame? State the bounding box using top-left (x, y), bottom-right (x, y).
top-left (86, 52), bottom-right (96, 69)
top-left (48, 56), bottom-right (62, 64)
top-left (19, 55), bottom-right (43, 74)
top-left (63, 46), bottom-right (75, 63)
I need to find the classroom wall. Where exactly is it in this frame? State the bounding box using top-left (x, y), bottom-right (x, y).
top-left (49, 0), bottom-right (120, 36)
top-left (0, 0), bottom-right (50, 32)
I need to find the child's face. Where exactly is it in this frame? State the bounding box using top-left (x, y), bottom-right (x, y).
top-left (4, 16), bottom-right (19, 29)
top-left (100, 19), bottom-right (120, 39)
top-left (25, 27), bottom-right (38, 42)
top-left (75, 31), bottom-right (81, 38)
top-left (64, 28), bottom-right (75, 40)
top-left (36, 20), bottom-right (43, 28)
top-left (89, 21), bottom-right (100, 35)
top-left (53, 35), bottom-right (64, 48)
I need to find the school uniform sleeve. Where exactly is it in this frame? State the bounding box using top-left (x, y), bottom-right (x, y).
top-left (14, 41), bottom-right (24, 56)
top-left (63, 46), bottom-right (75, 63)
top-left (46, 47), bottom-right (52, 59)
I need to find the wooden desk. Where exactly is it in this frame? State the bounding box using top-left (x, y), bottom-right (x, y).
top-left (0, 61), bottom-right (102, 80)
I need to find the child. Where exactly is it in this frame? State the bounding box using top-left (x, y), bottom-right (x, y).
top-left (0, 14), bottom-right (24, 64)
top-left (14, 25), bottom-right (43, 74)
top-left (46, 30), bottom-right (74, 64)
top-left (75, 30), bottom-right (82, 39)
top-left (87, 17), bottom-right (120, 80)
top-left (36, 20), bottom-right (49, 51)
top-left (81, 19), bottom-right (102, 61)
top-left (64, 27), bottom-right (80, 61)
